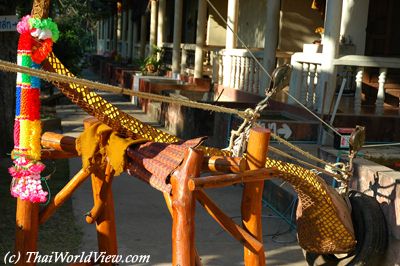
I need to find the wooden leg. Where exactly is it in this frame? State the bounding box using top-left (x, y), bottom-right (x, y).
top-left (171, 148), bottom-right (203, 266)
top-left (40, 169), bottom-right (90, 224)
top-left (91, 163), bottom-right (117, 266)
top-left (242, 127), bottom-right (270, 266)
top-left (15, 199), bottom-right (39, 266)
top-left (164, 193), bottom-right (203, 266)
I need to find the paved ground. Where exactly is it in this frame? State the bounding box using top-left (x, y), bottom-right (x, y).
top-left (57, 69), bottom-right (307, 265)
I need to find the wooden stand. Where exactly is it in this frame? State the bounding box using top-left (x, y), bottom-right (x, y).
top-left (14, 123), bottom-right (274, 266)
top-left (242, 127), bottom-right (270, 266)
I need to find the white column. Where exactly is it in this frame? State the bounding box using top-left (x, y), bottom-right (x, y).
top-left (194, 0), bottom-right (207, 79)
top-left (149, 0), bottom-right (158, 55)
top-left (262, 0), bottom-right (280, 93)
top-left (96, 21), bottom-right (101, 54)
top-left (105, 18), bottom-right (109, 51)
top-left (132, 21), bottom-right (139, 59)
top-left (122, 9), bottom-right (128, 57)
top-left (157, 0), bottom-right (166, 48)
top-left (181, 46), bottom-right (187, 75)
top-left (354, 67), bottom-right (364, 114)
top-left (172, 0), bottom-right (183, 74)
top-left (127, 9), bottom-right (133, 59)
top-left (226, 0), bottom-right (239, 49)
top-left (317, 0), bottom-right (343, 113)
top-left (140, 15), bottom-right (147, 58)
top-left (375, 68), bottom-right (387, 115)
top-left (113, 14), bottom-right (118, 52)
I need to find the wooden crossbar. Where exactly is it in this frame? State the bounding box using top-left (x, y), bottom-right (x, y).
top-left (39, 169), bottom-right (90, 224)
top-left (195, 190), bottom-right (264, 253)
top-left (188, 167), bottom-right (277, 191)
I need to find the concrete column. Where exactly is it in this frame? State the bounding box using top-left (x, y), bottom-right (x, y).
top-left (194, 0), bottom-right (207, 79)
top-left (140, 14), bottom-right (147, 59)
top-left (340, 0), bottom-right (369, 55)
top-left (172, 0), bottom-right (183, 74)
top-left (226, 0), bottom-right (239, 49)
top-left (132, 22), bottom-right (139, 59)
top-left (127, 9), bottom-right (133, 59)
top-left (157, 0), bottom-right (166, 48)
top-left (150, 0), bottom-right (158, 55)
top-left (262, 0), bottom-right (280, 92)
top-left (317, 0), bottom-right (343, 113)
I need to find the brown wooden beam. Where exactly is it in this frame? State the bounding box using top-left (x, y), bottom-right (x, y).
top-left (163, 193), bottom-right (203, 266)
top-left (41, 149), bottom-right (77, 159)
top-left (83, 120), bottom-right (118, 266)
top-left (39, 169), bottom-right (90, 224)
top-left (195, 190), bottom-right (264, 253)
top-left (171, 148), bottom-right (203, 266)
top-left (188, 167), bottom-right (277, 191)
top-left (15, 200), bottom-right (39, 266)
top-left (202, 156), bottom-right (246, 173)
top-left (86, 163), bottom-right (114, 224)
top-left (242, 127), bottom-right (270, 266)
top-left (41, 132), bottom-right (78, 155)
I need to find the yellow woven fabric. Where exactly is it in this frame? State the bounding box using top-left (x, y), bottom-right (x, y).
top-left (76, 122), bottom-right (146, 176)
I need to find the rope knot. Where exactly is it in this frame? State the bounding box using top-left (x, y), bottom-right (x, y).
top-left (243, 108), bottom-right (259, 121)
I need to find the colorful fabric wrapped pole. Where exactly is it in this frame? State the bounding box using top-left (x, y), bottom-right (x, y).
top-left (9, 15), bottom-right (59, 203)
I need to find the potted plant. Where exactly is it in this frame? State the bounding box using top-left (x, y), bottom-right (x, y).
top-left (139, 45), bottom-right (166, 75)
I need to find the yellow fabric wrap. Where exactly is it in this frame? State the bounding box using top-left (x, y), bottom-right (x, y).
top-left (76, 122), bottom-right (146, 176)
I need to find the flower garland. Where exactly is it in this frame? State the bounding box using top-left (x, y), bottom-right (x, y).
top-left (10, 15), bottom-right (59, 203)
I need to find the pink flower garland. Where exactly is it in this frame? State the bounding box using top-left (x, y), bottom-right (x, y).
top-left (9, 158), bottom-right (47, 203)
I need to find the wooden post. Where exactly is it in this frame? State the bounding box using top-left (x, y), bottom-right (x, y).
top-left (163, 193), bottom-right (203, 266)
top-left (15, 200), bottom-right (39, 266)
top-left (31, 0), bottom-right (50, 18)
top-left (171, 148), bottom-right (203, 266)
top-left (241, 127), bottom-right (270, 266)
top-left (14, 1), bottom-right (50, 264)
top-left (83, 120), bottom-right (118, 266)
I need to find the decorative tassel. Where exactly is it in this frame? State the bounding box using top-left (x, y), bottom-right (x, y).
top-left (9, 15), bottom-right (59, 203)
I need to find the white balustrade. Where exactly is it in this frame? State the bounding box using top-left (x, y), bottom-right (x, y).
top-left (376, 68), bottom-right (387, 115)
top-left (290, 54), bottom-right (400, 115)
top-left (217, 49), bottom-right (264, 95)
top-left (289, 52), bottom-right (323, 110)
top-left (354, 67), bottom-right (364, 114)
